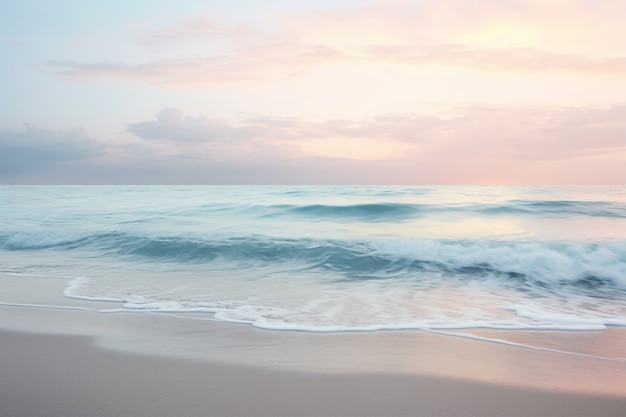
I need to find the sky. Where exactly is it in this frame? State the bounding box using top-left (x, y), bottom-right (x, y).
top-left (1, 0), bottom-right (625, 184)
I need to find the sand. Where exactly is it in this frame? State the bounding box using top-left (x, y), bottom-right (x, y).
top-left (1, 272), bottom-right (625, 416)
top-left (2, 330), bottom-right (625, 417)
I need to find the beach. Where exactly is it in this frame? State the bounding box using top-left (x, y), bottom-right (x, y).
top-left (1, 185), bottom-right (625, 416)
top-left (1, 272), bottom-right (625, 417)
top-left (2, 329), bottom-right (625, 417)
top-left (2, 0), bottom-right (625, 410)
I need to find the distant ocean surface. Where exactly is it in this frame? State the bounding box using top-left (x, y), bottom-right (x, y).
top-left (1, 185), bottom-right (625, 332)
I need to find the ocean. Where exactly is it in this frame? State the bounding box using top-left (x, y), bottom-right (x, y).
top-left (1, 185), bottom-right (625, 333)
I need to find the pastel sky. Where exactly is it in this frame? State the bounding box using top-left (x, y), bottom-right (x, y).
top-left (1, 0), bottom-right (625, 184)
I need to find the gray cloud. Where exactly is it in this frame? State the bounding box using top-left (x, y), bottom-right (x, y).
top-left (0, 126), bottom-right (102, 178)
top-left (2, 103), bottom-right (624, 184)
top-left (127, 108), bottom-right (267, 142)
top-left (127, 108), bottom-right (449, 145)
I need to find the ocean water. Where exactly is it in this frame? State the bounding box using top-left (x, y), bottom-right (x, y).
top-left (1, 185), bottom-right (625, 332)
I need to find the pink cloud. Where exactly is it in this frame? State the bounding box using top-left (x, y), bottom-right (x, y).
top-left (3, 103), bottom-right (624, 184)
top-left (125, 104), bottom-right (626, 176)
top-left (365, 44), bottom-right (626, 75)
top-left (49, 42), bottom-right (349, 87)
top-left (48, 0), bottom-right (626, 87)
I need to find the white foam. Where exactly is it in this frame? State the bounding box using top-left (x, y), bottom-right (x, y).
top-left (0, 301), bottom-right (94, 312)
top-left (428, 330), bottom-right (626, 363)
top-left (57, 278), bottom-right (626, 333)
top-left (211, 303), bottom-right (612, 332)
top-left (0, 296), bottom-right (615, 333)
top-left (21, 250), bottom-right (625, 334)
top-left (121, 301), bottom-right (217, 313)
top-left (246, 320), bottom-right (608, 333)
top-left (63, 277), bottom-right (123, 303)
top-left (505, 304), bottom-right (626, 327)
top-left (371, 239), bottom-right (626, 287)
top-left (3, 275), bottom-right (623, 333)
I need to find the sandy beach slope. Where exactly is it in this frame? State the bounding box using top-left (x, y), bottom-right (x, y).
top-left (1, 329), bottom-right (625, 417)
top-left (1, 272), bottom-right (625, 417)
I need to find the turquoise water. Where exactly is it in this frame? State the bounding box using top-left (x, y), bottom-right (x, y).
top-left (1, 185), bottom-right (625, 331)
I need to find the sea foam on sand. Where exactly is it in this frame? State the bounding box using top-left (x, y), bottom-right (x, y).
top-left (1, 272), bottom-right (626, 417)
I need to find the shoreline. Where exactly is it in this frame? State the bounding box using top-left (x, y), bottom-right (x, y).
top-left (1, 271), bottom-right (626, 416)
top-left (2, 329), bottom-right (626, 417)
top-left (2, 300), bottom-right (625, 391)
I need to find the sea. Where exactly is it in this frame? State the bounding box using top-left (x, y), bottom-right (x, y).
top-left (1, 185), bottom-right (625, 333)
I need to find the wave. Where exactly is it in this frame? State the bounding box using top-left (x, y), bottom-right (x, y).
top-left (250, 199), bottom-right (626, 221)
top-left (3, 230), bottom-right (625, 293)
top-left (485, 200), bottom-right (626, 218)
top-left (3, 185), bottom-right (624, 334)
top-left (2, 231), bottom-right (91, 250)
top-left (267, 202), bottom-right (419, 221)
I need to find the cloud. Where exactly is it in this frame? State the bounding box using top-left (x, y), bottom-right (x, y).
top-left (365, 44), bottom-right (626, 75)
top-left (295, 0), bottom-right (626, 55)
top-left (127, 108), bottom-right (437, 148)
top-left (0, 126), bottom-right (102, 178)
top-left (127, 108), bottom-right (267, 142)
top-left (50, 43), bottom-right (626, 89)
top-left (48, 0), bottom-right (626, 87)
top-left (2, 102), bottom-right (623, 184)
top-left (408, 103), bottom-right (626, 164)
top-left (127, 104), bottom-right (626, 164)
top-left (49, 40), bottom-right (349, 87)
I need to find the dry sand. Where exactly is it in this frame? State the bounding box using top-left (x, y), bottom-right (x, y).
top-left (2, 330), bottom-right (626, 417)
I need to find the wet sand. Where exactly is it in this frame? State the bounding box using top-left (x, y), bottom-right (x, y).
top-left (1, 272), bottom-right (625, 416)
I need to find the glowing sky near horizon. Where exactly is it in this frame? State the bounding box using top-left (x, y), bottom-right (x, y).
top-left (1, 0), bottom-right (624, 184)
